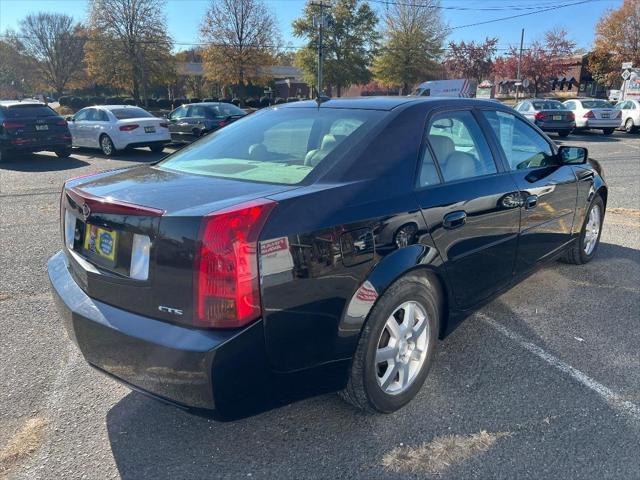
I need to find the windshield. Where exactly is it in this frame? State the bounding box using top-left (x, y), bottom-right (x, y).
top-left (581, 100), bottom-right (613, 109)
top-left (4, 105), bottom-right (57, 118)
top-left (159, 106), bottom-right (384, 185)
top-left (531, 101), bottom-right (565, 110)
top-left (211, 103), bottom-right (245, 117)
top-left (110, 107), bottom-right (153, 119)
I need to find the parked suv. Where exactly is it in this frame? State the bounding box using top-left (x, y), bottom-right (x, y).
top-left (0, 101), bottom-right (72, 162)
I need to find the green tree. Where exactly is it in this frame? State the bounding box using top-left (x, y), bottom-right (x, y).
top-left (86, 0), bottom-right (174, 104)
top-left (293, 0), bottom-right (379, 97)
top-left (18, 13), bottom-right (86, 96)
top-left (373, 0), bottom-right (446, 95)
top-left (588, 0), bottom-right (640, 88)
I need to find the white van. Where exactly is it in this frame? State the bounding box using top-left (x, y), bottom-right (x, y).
top-left (412, 79), bottom-right (475, 98)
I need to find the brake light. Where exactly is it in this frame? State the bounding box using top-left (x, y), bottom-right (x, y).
top-left (56, 119), bottom-right (68, 127)
top-left (65, 187), bottom-right (165, 217)
top-left (2, 121), bottom-right (26, 129)
top-left (615, 110), bottom-right (622, 118)
top-left (194, 199), bottom-right (277, 328)
top-left (159, 122), bottom-right (168, 128)
top-left (567, 112), bottom-right (575, 120)
top-left (534, 112), bottom-right (546, 120)
top-left (119, 124), bottom-right (139, 131)
top-left (583, 111), bottom-right (595, 119)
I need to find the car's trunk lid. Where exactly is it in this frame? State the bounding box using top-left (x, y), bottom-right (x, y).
top-left (62, 165), bottom-right (296, 324)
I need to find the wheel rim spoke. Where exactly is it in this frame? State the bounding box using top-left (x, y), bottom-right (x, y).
top-left (399, 363), bottom-right (411, 388)
top-left (380, 362), bottom-right (399, 390)
top-left (376, 345), bottom-right (397, 364)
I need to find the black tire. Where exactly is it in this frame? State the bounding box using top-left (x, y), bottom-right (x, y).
top-left (560, 195), bottom-right (605, 265)
top-left (339, 273), bottom-right (441, 413)
top-left (558, 130), bottom-right (570, 138)
top-left (149, 144), bottom-right (165, 153)
top-left (55, 147), bottom-right (72, 158)
top-left (602, 128), bottom-right (614, 135)
top-left (624, 118), bottom-right (637, 134)
top-left (99, 134), bottom-right (117, 156)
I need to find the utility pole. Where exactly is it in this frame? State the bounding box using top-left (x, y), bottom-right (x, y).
top-left (311, 1), bottom-right (327, 98)
top-left (515, 28), bottom-right (525, 102)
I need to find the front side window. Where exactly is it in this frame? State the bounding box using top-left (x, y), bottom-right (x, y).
top-left (482, 110), bottom-right (554, 170)
top-left (171, 106), bottom-right (188, 120)
top-left (427, 110), bottom-right (497, 182)
top-left (159, 107), bottom-right (384, 185)
top-left (74, 109), bottom-right (90, 122)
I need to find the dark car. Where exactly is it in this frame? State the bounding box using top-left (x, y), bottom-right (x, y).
top-left (514, 99), bottom-right (576, 137)
top-left (0, 101), bottom-right (72, 162)
top-left (166, 102), bottom-right (246, 144)
top-left (48, 97), bottom-right (607, 417)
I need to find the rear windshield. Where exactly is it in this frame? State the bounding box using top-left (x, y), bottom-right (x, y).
top-left (581, 100), bottom-right (613, 109)
top-left (3, 105), bottom-right (57, 118)
top-left (159, 107), bottom-right (384, 185)
top-left (110, 107), bottom-right (153, 120)
top-left (210, 103), bottom-right (245, 117)
top-left (531, 101), bottom-right (565, 110)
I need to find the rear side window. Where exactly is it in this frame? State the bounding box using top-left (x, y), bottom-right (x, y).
top-left (427, 110), bottom-right (497, 182)
top-left (581, 100), bottom-right (613, 109)
top-left (110, 108), bottom-right (153, 119)
top-left (482, 110), bottom-right (554, 170)
top-left (159, 107), bottom-right (384, 185)
top-left (4, 105), bottom-right (57, 118)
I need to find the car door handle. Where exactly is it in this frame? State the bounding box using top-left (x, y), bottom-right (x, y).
top-left (524, 195), bottom-right (538, 209)
top-left (443, 211), bottom-right (467, 229)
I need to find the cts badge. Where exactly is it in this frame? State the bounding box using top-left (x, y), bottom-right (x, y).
top-left (158, 305), bottom-right (183, 316)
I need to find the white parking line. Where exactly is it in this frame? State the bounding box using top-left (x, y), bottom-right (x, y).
top-left (476, 313), bottom-right (640, 421)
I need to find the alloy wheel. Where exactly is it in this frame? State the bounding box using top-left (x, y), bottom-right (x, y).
top-left (101, 136), bottom-right (113, 155)
top-left (375, 300), bottom-right (430, 395)
top-left (583, 204), bottom-right (601, 255)
top-left (625, 119), bottom-right (635, 133)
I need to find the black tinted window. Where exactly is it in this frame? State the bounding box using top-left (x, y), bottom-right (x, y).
top-left (110, 107), bottom-right (153, 119)
top-left (4, 105), bottom-right (57, 118)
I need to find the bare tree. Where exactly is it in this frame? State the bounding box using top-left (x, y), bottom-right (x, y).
top-left (87, 0), bottom-right (174, 104)
top-left (19, 13), bottom-right (85, 96)
top-left (200, 0), bottom-right (280, 99)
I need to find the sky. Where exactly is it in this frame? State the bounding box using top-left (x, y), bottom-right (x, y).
top-left (0, 0), bottom-right (623, 54)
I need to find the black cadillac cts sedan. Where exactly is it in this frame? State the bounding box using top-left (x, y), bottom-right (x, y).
top-left (48, 97), bottom-right (606, 417)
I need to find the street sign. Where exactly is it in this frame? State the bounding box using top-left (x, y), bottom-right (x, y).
top-left (622, 62), bottom-right (633, 69)
top-left (622, 69), bottom-right (631, 80)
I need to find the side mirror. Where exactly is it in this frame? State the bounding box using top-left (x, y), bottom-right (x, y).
top-left (66, 116), bottom-right (74, 122)
top-left (559, 145), bottom-right (587, 165)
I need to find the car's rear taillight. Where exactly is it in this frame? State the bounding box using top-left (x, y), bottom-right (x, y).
top-left (119, 124), bottom-right (139, 131)
top-left (159, 122), bottom-right (169, 128)
top-left (194, 199), bottom-right (277, 329)
top-left (583, 111), bottom-right (595, 118)
top-left (615, 110), bottom-right (622, 118)
top-left (2, 121), bottom-right (26, 129)
top-left (534, 112), bottom-right (546, 120)
top-left (56, 119), bottom-right (68, 127)
top-left (567, 112), bottom-right (575, 120)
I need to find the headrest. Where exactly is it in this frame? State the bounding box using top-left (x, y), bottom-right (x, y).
top-left (428, 134), bottom-right (455, 161)
top-left (443, 151), bottom-right (478, 181)
top-left (248, 143), bottom-right (267, 159)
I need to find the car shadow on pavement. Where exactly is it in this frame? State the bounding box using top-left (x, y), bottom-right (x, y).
top-left (74, 147), bottom-right (174, 163)
top-left (0, 153), bottom-right (90, 172)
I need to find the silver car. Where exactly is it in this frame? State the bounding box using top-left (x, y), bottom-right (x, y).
top-left (514, 99), bottom-right (575, 137)
top-left (563, 98), bottom-right (621, 135)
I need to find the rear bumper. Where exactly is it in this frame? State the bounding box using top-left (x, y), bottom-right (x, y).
top-left (535, 121), bottom-right (575, 131)
top-left (47, 251), bottom-right (269, 411)
top-left (583, 119), bottom-right (621, 129)
top-left (121, 139), bottom-right (171, 150)
top-left (1, 137), bottom-right (71, 152)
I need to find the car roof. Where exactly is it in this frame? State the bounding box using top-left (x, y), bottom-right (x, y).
top-left (98, 105), bottom-right (147, 110)
top-left (0, 100), bottom-right (45, 108)
top-left (277, 96), bottom-right (505, 111)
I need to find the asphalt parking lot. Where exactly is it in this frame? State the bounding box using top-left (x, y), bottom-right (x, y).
top-left (1, 131), bottom-right (639, 479)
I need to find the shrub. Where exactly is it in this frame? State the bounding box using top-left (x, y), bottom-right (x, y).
top-left (54, 105), bottom-right (74, 116)
top-left (274, 97), bottom-right (286, 105)
top-left (89, 96), bottom-right (104, 105)
top-left (244, 97), bottom-right (257, 108)
top-left (146, 98), bottom-right (158, 109)
top-left (172, 98), bottom-right (187, 109)
top-left (286, 97), bottom-right (300, 103)
top-left (70, 97), bottom-right (86, 110)
top-left (259, 96), bottom-right (271, 108)
top-left (231, 97), bottom-right (241, 106)
top-left (203, 97), bottom-right (219, 103)
top-left (58, 96), bottom-right (71, 107)
top-left (220, 97), bottom-right (232, 104)
top-left (105, 97), bottom-right (120, 105)
top-left (123, 98), bottom-right (136, 106)
top-left (189, 98), bottom-right (201, 103)
top-left (157, 98), bottom-right (171, 109)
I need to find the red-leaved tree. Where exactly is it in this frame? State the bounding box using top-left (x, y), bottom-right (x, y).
top-left (445, 37), bottom-right (498, 83)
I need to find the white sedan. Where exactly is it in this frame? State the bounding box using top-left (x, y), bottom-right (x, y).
top-left (68, 105), bottom-right (171, 156)
top-left (615, 99), bottom-right (640, 133)
top-left (562, 98), bottom-right (621, 135)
